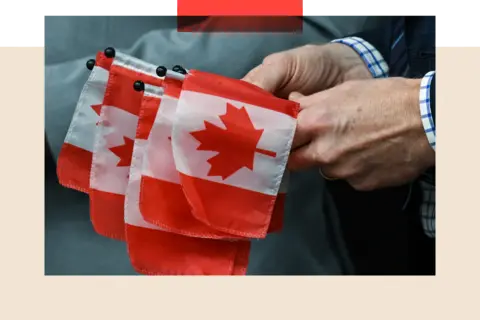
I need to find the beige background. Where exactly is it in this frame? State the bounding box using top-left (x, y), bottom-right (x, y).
top-left (0, 47), bottom-right (478, 318)
top-left (0, 40), bottom-right (40, 46)
top-left (440, 40), bottom-right (480, 46)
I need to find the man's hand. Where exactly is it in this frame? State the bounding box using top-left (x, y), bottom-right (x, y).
top-left (288, 78), bottom-right (435, 191)
top-left (242, 43), bottom-right (372, 98)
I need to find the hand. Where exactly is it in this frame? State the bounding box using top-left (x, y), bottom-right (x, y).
top-left (242, 43), bottom-right (372, 98)
top-left (288, 78), bottom-right (435, 191)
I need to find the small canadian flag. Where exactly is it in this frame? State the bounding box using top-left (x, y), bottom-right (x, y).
top-left (57, 51), bottom-right (113, 193)
top-left (139, 77), bottom-right (285, 238)
top-left (125, 84), bottom-right (251, 275)
top-left (89, 54), bottom-right (163, 240)
top-left (171, 70), bottom-right (298, 239)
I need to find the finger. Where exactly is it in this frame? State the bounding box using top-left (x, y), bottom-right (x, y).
top-left (291, 106), bottom-right (316, 149)
top-left (319, 161), bottom-right (353, 181)
top-left (242, 52), bottom-right (293, 95)
top-left (242, 62), bottom-right (287, 94)
top-left (291, 124), bottom-right (311, 150)
top-left (319, 166), bottom-right (338, 181)
top-left (347, 175), bottom-right (375, 192)
top-left (287, 142), bottom-right (318, 171)
top-left (345, 164), bottom-right (380, 191)
top-left (241, 64), bottom-right (262, 83)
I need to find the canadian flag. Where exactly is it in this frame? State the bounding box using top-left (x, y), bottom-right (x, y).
top-left (125, 84), bottom-right (251, 275)
top-left (139, 77), bottom-right (284, 238)
top-left (89, 53), bottom-right (163, 240)
top-left (57, 51), bottom-right (113, 193)
top-left (171, 70), bottom-right (298, 239)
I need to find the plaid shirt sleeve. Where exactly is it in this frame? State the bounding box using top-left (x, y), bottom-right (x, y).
top-left (331, 37), bottom-right (435, 238)
top-left (331, 37), bottom-right (389, 78)
top-left (420, 71), bottom-right (436, 151)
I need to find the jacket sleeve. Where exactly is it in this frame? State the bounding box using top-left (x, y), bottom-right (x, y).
top-left (334, 9), bottom-right (411, 72)
top-left (348, 17), bottom-right (397, 65)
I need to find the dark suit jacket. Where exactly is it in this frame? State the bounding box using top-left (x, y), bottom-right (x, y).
top-left (356, 16), bottom-right (436, 124)
top-left (327, 16), bottom-right (436, 275)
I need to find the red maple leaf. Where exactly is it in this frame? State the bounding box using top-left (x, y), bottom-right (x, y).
top-left (190, 103), bottom-right (276, 180)
top-left (91, 104), bottom-right (102, 116)
top-left (109, 136), bottom-right (134, 167)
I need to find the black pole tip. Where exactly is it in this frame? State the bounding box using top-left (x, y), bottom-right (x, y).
top-left (172, 65), bottom-right (187, 75)
top-left (86, 59), bottom-right (95, 70)
top-left (133, 80), bottom-right (145, 92)
top-left (104, 47), bottom-right (116, 58)
top-left (156, 66), bottom-right (167, 77)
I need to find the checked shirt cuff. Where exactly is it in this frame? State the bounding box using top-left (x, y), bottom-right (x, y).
top-left (419, 71), bottom-right (436, 151)
top-left (332, 36), bottom-right (389, 78)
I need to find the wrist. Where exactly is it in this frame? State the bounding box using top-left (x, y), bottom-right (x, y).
top-left (326, 43), bottom-right (373, 84)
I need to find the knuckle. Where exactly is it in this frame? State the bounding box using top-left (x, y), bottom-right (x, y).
top-left (318, 149), bottom-right (339, 165)
top-left (305, 146), bottom-right (324, 166)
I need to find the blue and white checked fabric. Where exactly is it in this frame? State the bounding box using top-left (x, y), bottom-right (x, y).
top-left (332, 36), bottom-right (436, 238)
top-left (419, 181), bottom-right (435, 238)
top-left (420, 71), bottom-right (436, 151)
top-left (331, 37), bottom-right (389, 78)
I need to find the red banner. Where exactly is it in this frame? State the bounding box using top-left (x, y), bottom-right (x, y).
top-left (177, 0), bottom-right (302, 16)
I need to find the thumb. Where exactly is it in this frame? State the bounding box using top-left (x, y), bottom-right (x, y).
top-left (242, 56), bottom-right (290, 94)
top-left (242, 64), bottom-right (285, 94)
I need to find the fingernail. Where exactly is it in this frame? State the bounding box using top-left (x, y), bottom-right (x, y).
top-left (289, 92), bottom-right (303, 101)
